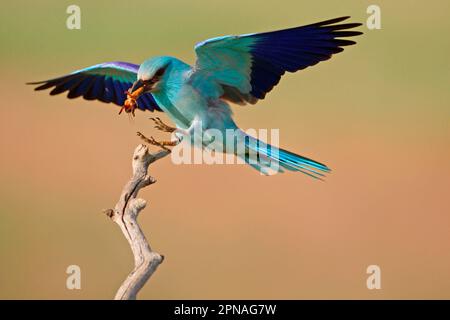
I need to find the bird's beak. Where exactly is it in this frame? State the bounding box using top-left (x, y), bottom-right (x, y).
top-left (128, 79), bottom-right (146, 98)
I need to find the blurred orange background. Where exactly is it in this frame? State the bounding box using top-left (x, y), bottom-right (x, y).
top-left (0, 1), bottom-right (449, 299)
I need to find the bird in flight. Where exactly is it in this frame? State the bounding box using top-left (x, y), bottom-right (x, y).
top-left (29, 16), bottom-right (362, 178)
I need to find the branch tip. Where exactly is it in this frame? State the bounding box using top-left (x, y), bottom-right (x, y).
top-left (103, 208), bottom-right (115, 218)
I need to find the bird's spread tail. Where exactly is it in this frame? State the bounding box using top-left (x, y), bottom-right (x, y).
top-left (238, 132), bottom-right (330, 179)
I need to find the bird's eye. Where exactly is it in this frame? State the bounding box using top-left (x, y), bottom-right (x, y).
top-left (155, 66), bottom-right (167, 78)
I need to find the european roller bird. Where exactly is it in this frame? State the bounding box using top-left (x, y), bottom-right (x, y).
top-left (29, 17), bottom-right (362, 178)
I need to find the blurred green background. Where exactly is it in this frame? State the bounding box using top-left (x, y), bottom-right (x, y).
top-left (0, 0), bottom-right (449, 299)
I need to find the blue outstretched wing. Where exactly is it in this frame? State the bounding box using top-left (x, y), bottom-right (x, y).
top-left (28, 61), bottom-right (162, 112)
top-left (194, 16), bottom-right (362, 105)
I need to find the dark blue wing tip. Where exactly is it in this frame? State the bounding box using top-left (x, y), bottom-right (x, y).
top-left (311, 16), bottom-right (364, 36)
top-left (247, 16), bottom-right (363, 101)
top-left (28, 74), bottom-right (163, 113)
top-left (311, 16), bottom-right (351, 26)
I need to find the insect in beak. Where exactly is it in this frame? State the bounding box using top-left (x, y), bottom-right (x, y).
top-left (119, 80), bottom-right (146, 116)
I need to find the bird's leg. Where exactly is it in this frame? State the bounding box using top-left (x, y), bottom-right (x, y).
top-left (140, 117), bottom-right (201, 151)
top-left (136, 132), bottom-right (180, 152)
top-left (149, 117), bottom-right (177, 133)
top-left (175, 116), bottom-right (202, 137)
top-left (150, 116), bottom-right (202, 137)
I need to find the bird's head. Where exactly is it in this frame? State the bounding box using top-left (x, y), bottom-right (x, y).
top-left (122, 56), bottom-right (184, 115)
top-left (129, 56), bottom-right (173, 98)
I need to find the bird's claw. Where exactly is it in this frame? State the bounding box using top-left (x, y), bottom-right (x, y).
top-left (137, 132), bottom-right (179, 151)
top-left (149, 117), bottom-right (176, 133)
top-left (137, 132), bottom-right (163, 148)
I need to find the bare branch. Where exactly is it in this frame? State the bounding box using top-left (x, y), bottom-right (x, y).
top-left (105, 144), bottom-right (170, 300)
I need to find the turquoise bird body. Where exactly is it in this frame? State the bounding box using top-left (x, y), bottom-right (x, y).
top-left (30, 17), bottom-right (362, 178)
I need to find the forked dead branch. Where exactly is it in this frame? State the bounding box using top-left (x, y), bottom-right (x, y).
top-left (104, 144), bottom-right (170, 300)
